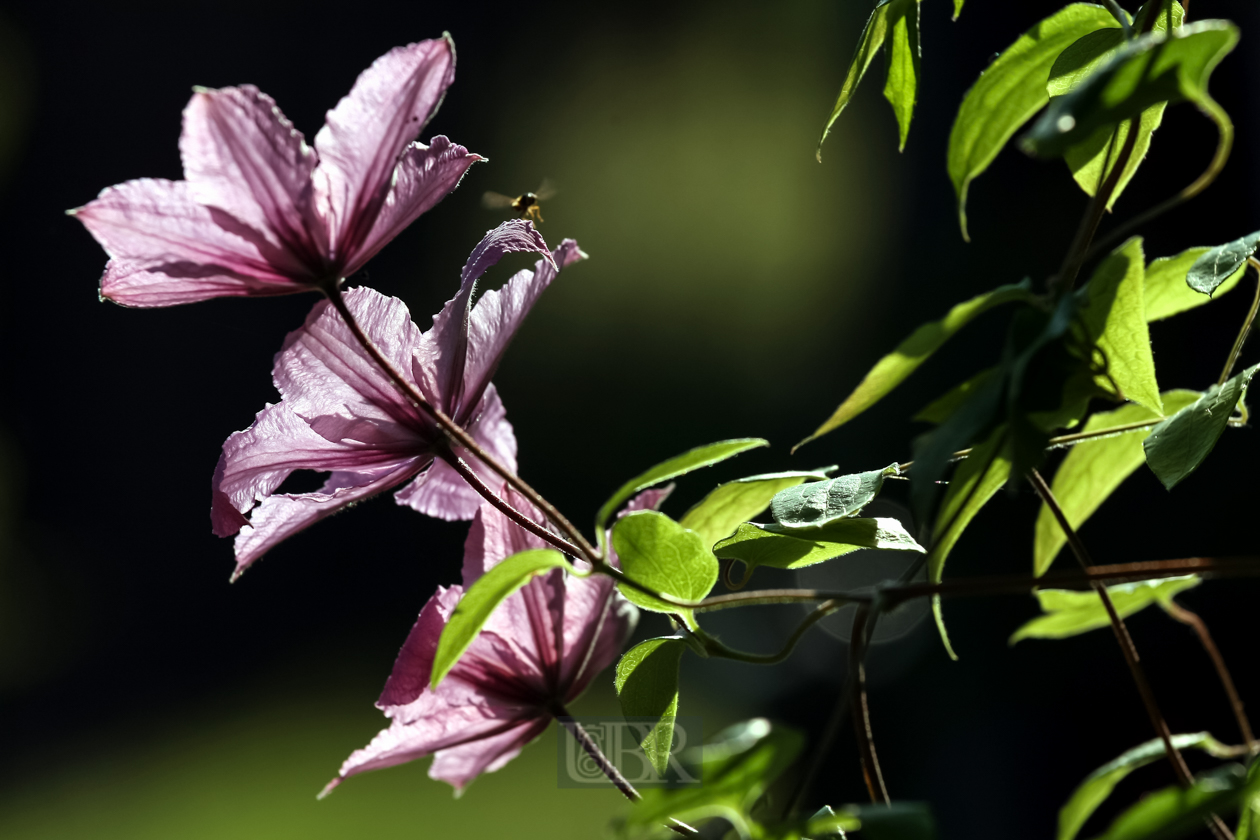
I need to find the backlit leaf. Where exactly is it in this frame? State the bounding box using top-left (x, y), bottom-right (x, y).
top-left (1091, 762), bottom-right (1260, 840)
top-left (1143, 364), bottom-right (1257, 489)
top-left (596, 439), bottom-right (768, 532)
top-left (817, 0), bottom-right (919, 161)
top-left (915, 367), bottom-right (1000, 424)
top-left (612, 511), bottom-right (717, 616)
top-left (883, 0), bottom-right (921, 151)
top-left (615, 637), bottom-right (688, 775)
top-left (1144, 247), bottom-right (1247, 321)
top-left (1034, 391), bottom-right (1201, 575)
top-left (948, 4), bottom-right (1119, 239)
top-left (431, 549), bottom-right (573, 688)
top-left (1079, 237), bottom-right (1161, 412)
top-left (1059, 732), bottom-right (1234, 840)
top-left (1010, 575), bottom-right (1200, 643)
top-left (680, 470), bottom-right (830, 550)
top-left (797, 281), bottom-right (1033, 447)
top-left (1187, 231), bottom-right (1260, 295)
top-left (1022, 21), bottom-right (1239, 159)
top-left (770, 464), bottom-right (898, 528)
top-left (927, 424), bottom-right (1012, 660)
top-left (713, 517), bottom-right (924, 577)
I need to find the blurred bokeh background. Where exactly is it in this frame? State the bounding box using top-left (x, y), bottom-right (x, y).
top-left (0, 1), bottom-right (1258, 837)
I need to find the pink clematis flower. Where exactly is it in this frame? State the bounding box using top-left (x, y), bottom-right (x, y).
top-left (212, 221), bottom-right (584, 578)
top-left (323, 487), bottom-right (643, 795)
top-left (71, 36), bottom-right (481, 307)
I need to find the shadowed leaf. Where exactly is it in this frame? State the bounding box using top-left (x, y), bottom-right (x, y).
top-left (1143, 364), bottom-right (1257, 489)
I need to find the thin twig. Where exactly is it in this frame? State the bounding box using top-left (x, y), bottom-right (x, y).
top-left (849, 604), bottom-right (889, 804)
top-left (1027, 470), bottom-right (1232, 840)
top-left (439, 450), bottom-right (585, 558)
top-left (1218, 259), bottom-right (1260, 387)
top-left (1163, 600), bottom-right (1257, 753)
top-left (703, 600), bottom-right (840, 664)
top-left (553, 707), bottom-right (700, 837)
top-left (323, 285), bottom-right (600, 562)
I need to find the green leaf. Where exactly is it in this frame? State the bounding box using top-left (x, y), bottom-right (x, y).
top-left (679, 470), bottom-right (830, 550)
top-left (948, 4), bottom-right (1119, 239)
top-left (883, 0), bottom-right (921, 151)
top-left (803, 805), bottom-right (862, 838)
top-left (817, 0), bottom-right (919, 162)
top-left (1187, 231), bottom-right (1260, 295)
top-left (615, 637), bottom-right (688, 775)
top-left (1059, 732), bottom-right (1234, 840)
top-left (1034, 390), bottom-right (1201, 575)
top-left (1091, 762), bottom-right (1260, 840)
top-left (927, 424), bottom-right (1012, 660)
top-left (596, 439), bottom-right (768, 532)
top-left (953, 0), bottom-right (964, 20)
top-left (713, 517), bottom-right (924, 577)
top-left (1238, 789), bottom-right (1260, 840)
top-left (915, 367), bottom-right (1000, 424)
top-left (1079, 237), bottom-right (1162, 412)
top-left (798, 281), bottom-right (1033, 446)
top-left (769, 464), bottom-right (898, 528)
top-left (628, 719), bottom-right (803, 835)
top-left (1145, 247), bottom-right (1247, 321)
top-left (1052, 3), bottom-right (1182, 210)
top-left (1022, 21), bottom-right (1239, 159)
top-left (1143, 363), bottom-right (1257, 489)
top-left (1010, 575), bottom-right (1200, 643)
top-left (431, 549), bottom-right (572, 689)
top-left (612, 511), bottom-right (718, 615)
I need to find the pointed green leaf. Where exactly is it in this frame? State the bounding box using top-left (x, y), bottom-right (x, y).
top-left (883, 0), bottom-right (921, 151)
top-left (948, 4), bottom-right (1120, 239)
top-left (615, 637), bottom-right (688, 775)
top-left (1010, 575), bottom-right (1200, 644)
top-left (1079, 237), bottom-right (1162, 412)
top-left (1022, 21), bottom-right (1239, 159)
top-left (1091, 762), bottom-right (1260, 840)
top-left (952, 0), bottom-right (964, 19)
top-left (804, 805), bottom-right (863, 837)
top-left (628, 719), bottom-right (803, 834)
top-left (680, 470), bottom-right (830, 550)
top-left (1143, 364), bottom-right (1257, 489)
top-left (770, 464), bottom-right (898, 528)
top-left (1187, 231), bottom-right (1260, 295)
top-left (612, 511), bottom-right (717, 615)
top-left (927, 424), bottom-right (1012, 660)
top-left (914, 367), bottom-right (1000, 425)
top-left (596, 439), bottom-right (768, 531)
top-left (1145, 247), bottom-right (1247, 321)
top-left (431, 549), bottom-right (572, 688)
top-left (798, 281), bottom-right (1033, 446)
top-left (817, 0), bottom-right (908, 162)
top-left (1238, 790), bottom-right (1260, 840)
top-left (1059, 732), bottom-right (1234, 840)
top-left (713, 517), bottom-right (924, 576)
top-left (1035, 390), bottom-right (1201, 575)
top-left (843, 803), bottom-right (940, 840)
top-left (1052, 3), bottom-right (1182, 210)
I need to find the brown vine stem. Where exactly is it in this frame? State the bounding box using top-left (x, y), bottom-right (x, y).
top-left (552, 706), bottom-right (699, 838)
top-left (1218, 258), bottom-right (1260, 387)
top-left (849, 603), bottom-right (889, 805)
top-left (322, 284), bottom-right (599, 562)
top-left (1027, 469), bottom-right (1233, 840)
top-left (1162, 600), bottom-right (1257, 754)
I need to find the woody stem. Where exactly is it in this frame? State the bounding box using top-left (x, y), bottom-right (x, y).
top-left (323, 285), bottom-right (599, 562)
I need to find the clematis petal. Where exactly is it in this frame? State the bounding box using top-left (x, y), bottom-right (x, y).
top-left (98, 259), bottom-right (303, 307)
top-left (314, 37), bottom-right (455, 265)
top-left (393, 383), bottom-right (516, 521)
top-left (460, 484), bottom-right (549, 588)
top-left (213, 401), bottom-right (419, 537)
top-left (179, 85), bottom-right (320, 263)
top-left (275, 288), bottom-right (430, 429)
top-left (461, 238), bottom-right (587, 411)
top-left (414, 221), bottom-right (552, 416)
top-left (230, 461), bottom-right (422, 579)
top-left (73, 178), bottom-right (311, 296)
top-left (343, 136), bottom-right (483, 277)
top-left (560, 576), bottom-right (638, 700)
top-left (328, 704), bottom-right (546, 795)
top-left (378, 585), bottom-right (462, 708)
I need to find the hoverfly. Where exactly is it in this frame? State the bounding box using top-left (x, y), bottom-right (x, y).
top-left (482, 179), bottom-right (557, 224)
